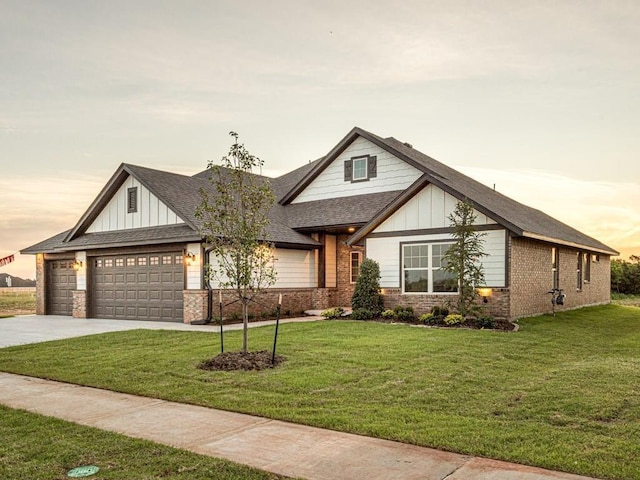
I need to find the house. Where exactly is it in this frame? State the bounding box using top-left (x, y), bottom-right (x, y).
top-left (22, 127), bottom-right (618, 322)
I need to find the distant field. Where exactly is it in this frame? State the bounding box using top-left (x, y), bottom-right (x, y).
top-left (0, 289), bottom-right (36, 317)
top-left (612, 293), bottom-right (640, 307)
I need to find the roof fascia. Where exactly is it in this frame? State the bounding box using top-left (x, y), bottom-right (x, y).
top-left (522, 232), bottom-right (619, 256)
top-left (347, 173), bottom-right (524, 246)
top-left (280, 127), bottom-right (387, 205)
top-left (64, 164), bottom-right (131, 242)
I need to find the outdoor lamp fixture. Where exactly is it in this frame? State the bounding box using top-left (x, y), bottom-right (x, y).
top-left (477, 287), bottom-right (492, 303)
top-left (72, 259), bottom-right (83, 271)
top-left (347, 227), bottom-right (356, 233)
top-left (185, 252), bottom-right (196, 266)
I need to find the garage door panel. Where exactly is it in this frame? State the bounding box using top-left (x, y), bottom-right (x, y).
top-left (92, 251), bottom-right (183, 322)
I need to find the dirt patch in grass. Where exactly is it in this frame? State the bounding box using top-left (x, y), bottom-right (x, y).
top-left (198, 350), bottom-right (286, 371)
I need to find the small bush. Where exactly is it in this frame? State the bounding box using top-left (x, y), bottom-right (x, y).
top-left (419, 312), bottom-right (434, 324)
top-left (444, 314), bottom-right (465, 326)
top-left (351, 308), bottom-right (376, 320)
top-left (431, 305), bottom-right (450, 317)
top-left (381, 309), bottom-right (396, 320)
top-left (393, 306), bottom-right (416, 323)
top-left (476, 315), bottom-right (497, 329)
top-left (321, 307), bottom-right (344, 319)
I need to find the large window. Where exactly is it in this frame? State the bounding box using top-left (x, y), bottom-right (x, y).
top-left (402, 242), bottom-right (457, 293)
top-left (350, 251), bottom-right (362, 284)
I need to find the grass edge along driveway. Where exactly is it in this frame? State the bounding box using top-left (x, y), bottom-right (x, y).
top-left (1, 304), bottom-right (639, 480)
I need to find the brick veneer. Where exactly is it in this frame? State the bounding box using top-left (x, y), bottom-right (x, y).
top-left (380, 288), bottom-right (510, 320)
top-left (509, 237), bottom-right (611, 319)
top-left (183, 290), bottom-right (208, 323)
top-left (336, 235), bottom-right (364, 307)
top-left (72, 290), bottom-right (87, 318)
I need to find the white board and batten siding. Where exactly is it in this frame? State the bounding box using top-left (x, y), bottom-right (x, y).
top-left (185, 243), bottom-right (201, 290)
top-left (375, 184), bottom-right (497, 232)
top-left (367, 230), bottom-right (506, 289)
top-left (87, 175), bottom-right (185, 233)
top-left (369, 183), bottom-right (505, 288)
top-left (292, 137), bottom-right (422, 203)
top-left (206, 248), bottom-right (317, 289)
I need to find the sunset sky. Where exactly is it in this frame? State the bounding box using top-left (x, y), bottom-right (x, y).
top-left (1, 0), bottom-right (639, 280)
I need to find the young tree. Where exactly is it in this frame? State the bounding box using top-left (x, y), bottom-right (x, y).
top-left (442, 200), bottom-right (487, 317)
top-left (195, 132), bottom-right (277, 353)
top-left (351, 258), bottom-right (384, 319)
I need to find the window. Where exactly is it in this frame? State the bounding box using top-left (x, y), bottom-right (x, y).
top-left (344, 155), bottom-right (377, 183)
top-left (104, 259), bottom-right (113, 268)
top-left (115, 258), bottom-right (124, 267)
top-left (162, 255), bottom-right (172, 265)
top-left (127, 187), bottom-right (138, 213)
top-left (551, 247), bottom-right (559, 289)
top-left (584, 252), bottom-right (591, 283)
top-left (149, 256), bottom-right (159, 266)
top-left (126, 257), bottom-right (135, 266)
top-left (138, 257), bottom-right (147, 266)
top-left (576, 252), bottom-right (583, 291)
top-left (350, 252), bottom-right (362, 283)
top-left (402, 242), bottom-right (457, 293)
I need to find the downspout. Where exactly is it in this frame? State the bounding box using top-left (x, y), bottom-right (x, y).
top-left (204, 245), bottom-right (215, 324)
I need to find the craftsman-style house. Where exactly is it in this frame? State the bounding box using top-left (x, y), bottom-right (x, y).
top-left (23, 127), bottom-right (617, 322)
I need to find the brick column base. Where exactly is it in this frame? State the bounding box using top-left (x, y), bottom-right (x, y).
top-left (72, 290), bottom-right (87, 318)
top-left (183, 290), bottom-right (208, 324)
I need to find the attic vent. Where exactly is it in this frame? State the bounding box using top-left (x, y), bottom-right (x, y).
top-left (127, 187), bottom-right (138, 213)
top-left (403, 142), bottom-right (413, 148)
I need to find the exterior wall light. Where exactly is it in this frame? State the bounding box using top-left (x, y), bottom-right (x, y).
top-left (347, 227), bottom-right (356, 233)
top-left (185, 252), bottom-right (196, 266)
top-left (477, 287), bottom-right (492, 303)
top-left (72, 259), bottom-right (83, 271)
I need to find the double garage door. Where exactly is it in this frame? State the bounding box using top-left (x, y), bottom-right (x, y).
top-left (91, 252), bottom-right (184, 322)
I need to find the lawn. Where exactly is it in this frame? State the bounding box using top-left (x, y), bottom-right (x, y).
top-left (0, 405), bottom-right (289, 479)
top-left (1, 304), bottom-right (639, 480)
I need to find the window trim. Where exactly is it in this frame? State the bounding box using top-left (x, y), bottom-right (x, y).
top-left (576, 251), bottom-right (583, 291)
top-left (344, 155), bottom-right (377, 183)
top-left (127, 187), bottom-right (138, 213)
top-left (401, 240), bottom-right (458, 294)
top-left (551, 247), bottom-right (559, 290)
top-left (584, 252), bottom-right (591, 283)
top-left (350, 251), bottom-right (362, 284)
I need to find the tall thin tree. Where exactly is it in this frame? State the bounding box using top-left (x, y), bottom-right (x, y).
top-left (195, 132), bottom-right (277, 353)
top-left (442, 200), bottom-right (487, 317)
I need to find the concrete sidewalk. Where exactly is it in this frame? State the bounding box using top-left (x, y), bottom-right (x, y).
top-left (0, 372), bottom-right (598, 480)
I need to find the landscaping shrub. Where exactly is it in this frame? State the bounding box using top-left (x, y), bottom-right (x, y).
top-left (351, 308), bottom-right (377, 320)
top-left (476, 315), bottom-right (497, 329)
top-left (321, 307), bottom-right (344, 319)
top-left (431, 305), bottom-right (450, 317)
top-left (351, 258), bottom-right (384, 316)
top-left (419, 312), bottom-right (441, 325)
top-left (443, 313), bottom-right (465, 326)
top-left (393, 306), bottom-right (416, 323)
top-left (381, 309), bottom-right (396, 320)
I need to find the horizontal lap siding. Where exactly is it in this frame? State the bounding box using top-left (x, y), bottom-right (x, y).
top-left (292, 137), bottom-right (421, 203)
top-left (207, 248), bottom-right (317, 289)
top-left (367, 230), bottom-right (506, 288)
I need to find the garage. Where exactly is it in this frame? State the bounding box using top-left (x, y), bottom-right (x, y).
top-left (91, 252), bottom-right (184, 321)
top-left (46, 259), bottom-right (77, 315)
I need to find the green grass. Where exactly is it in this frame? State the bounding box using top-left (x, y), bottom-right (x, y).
top-left (1, 304), bottom-right (640, 479)
top-left (612, 293), bottom-right (640, 307)
top-left (0, 405), bottom-right (289, 479)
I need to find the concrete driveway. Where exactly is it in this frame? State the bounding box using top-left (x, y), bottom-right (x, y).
top-left (0, 314), bottom-right (320, 348)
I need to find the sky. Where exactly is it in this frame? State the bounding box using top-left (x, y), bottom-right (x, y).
top-left (1, 0), bottom-right (639, 280)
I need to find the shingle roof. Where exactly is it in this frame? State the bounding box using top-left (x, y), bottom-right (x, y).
top-left (22, 127), bottom-right (617, 256)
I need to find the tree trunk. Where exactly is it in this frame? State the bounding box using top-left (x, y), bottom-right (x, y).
top-left (242, 299), bottom-right (249, 354)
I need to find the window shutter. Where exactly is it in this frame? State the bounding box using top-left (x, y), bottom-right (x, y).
top-left (344, 159), bottom-right (353, 182)
top-left (368, 156), bottom-right (377, 178)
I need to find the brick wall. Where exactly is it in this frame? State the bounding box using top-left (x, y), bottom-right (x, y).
top-left (72, 290), bottom-right (87, 318)
top-left (380, 288), bottom-right (510, 319)
top-left (336, 235), bottom-right (364, 307)
top-left (509, 237), bottom-right (611, 319)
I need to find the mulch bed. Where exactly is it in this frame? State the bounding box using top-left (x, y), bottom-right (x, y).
top-left (198, 350), bottom-right (286, 371)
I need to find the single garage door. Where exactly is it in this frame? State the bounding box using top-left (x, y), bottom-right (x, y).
top-left (92, 252), bottom-right (184, 321)
top-left (47, 260), bottom-right (77, 315)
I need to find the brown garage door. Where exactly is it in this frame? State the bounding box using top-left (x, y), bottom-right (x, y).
top-left (47, 260), bottom-right (76, 316)
top-left (92, 252), bottom-right (184, 322)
